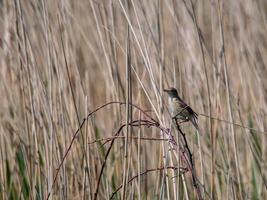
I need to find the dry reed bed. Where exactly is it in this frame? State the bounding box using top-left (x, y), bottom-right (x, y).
top-left (0, 0), bottom-right (266, 199)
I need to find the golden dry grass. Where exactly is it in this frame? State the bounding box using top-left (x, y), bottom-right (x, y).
top-left (0, 0), bottom-right (267, 199)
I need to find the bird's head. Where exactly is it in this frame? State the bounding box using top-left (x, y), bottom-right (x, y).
top-left (163, 87), bottom-right (179, 98)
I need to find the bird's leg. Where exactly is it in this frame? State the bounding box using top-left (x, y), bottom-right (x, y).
top-left (172, 117), bottom-right (189, 125)
top-left (178, 119), bottom-right (190, 124)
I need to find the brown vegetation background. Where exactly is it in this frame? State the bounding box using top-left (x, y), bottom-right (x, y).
top-left (0, 0), bottom-right (267, 199)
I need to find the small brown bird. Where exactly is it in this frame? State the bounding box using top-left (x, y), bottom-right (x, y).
top-left (164, 87), bottom-right (199, 130)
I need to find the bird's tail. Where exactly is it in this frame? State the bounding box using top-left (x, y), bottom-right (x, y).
top-left (191, 114), bottom-right (199, 130)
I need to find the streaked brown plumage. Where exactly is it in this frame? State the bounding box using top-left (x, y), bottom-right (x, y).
top-left (164, 87), bottom-right (199, 130)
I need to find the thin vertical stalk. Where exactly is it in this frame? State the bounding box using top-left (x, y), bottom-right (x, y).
top-left (121, 23), bottom-right (131, 199)
top-left (189, 0), bottom-right (211, 197)
top-left (137, 111), bottom-right (141, 199)
top-left (217, 1), bottom-right (242, 198)
top-left (157, 0), bottom-right (170, 199)
top-left (181, 174), bottom-right (189, 200)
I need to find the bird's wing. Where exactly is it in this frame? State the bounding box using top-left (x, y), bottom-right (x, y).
top-left (186, 106), bottom-right (198, 119)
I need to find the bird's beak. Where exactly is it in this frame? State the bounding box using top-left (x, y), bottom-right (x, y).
top-left (163, 89), bottom-right (169, 92)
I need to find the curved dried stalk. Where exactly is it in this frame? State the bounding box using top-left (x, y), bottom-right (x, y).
top-left (46, 101), bottom-right (202, 200)
top-left (110, 166), bottom-right (186, 199)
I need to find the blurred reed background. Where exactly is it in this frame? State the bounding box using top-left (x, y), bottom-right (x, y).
top-left (0, 0), bottom-right (267, 199)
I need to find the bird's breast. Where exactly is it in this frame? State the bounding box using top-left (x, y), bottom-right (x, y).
top-left (168, 98), bottom-right (179, 116)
